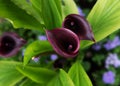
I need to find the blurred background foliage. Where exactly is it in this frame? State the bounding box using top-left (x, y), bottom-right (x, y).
top-left (1, 0), bottom-right (120, 86)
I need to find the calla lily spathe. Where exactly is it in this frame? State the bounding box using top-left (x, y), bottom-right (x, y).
top-left (46, 28), bottom-right (80, 58)
top-left (0, 32), bottom-right (26, 57)
top-left (62, 14), bottom-right (95, 42)
top-left (46, 14), bottom-right (95, 58)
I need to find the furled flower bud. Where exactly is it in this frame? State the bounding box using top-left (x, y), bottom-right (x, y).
top-left (0, 32), bottom-right (26, 57)
top-left (46, 28), bottom-right (80, 58)
top-left (62, 14), bottom-right (95, 42)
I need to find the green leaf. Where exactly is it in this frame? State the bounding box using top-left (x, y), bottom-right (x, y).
top-left (20, 79), bottom-right (42, 86)
top-left (30, 0), bottom-right (42, 18)
top-left (16, 65), bottom-right (56, 84)
top-left (62, 0), bottom-right (78, 18)
top-left (0, 0), bottom-right (43, 31)
top-left (0, 61), bottom-right (25, 86)
top-left (54, 0), bottom-right (62, 18)
top-left (30, 0), bottom-right (41, 11)
top-left (24, 40), bottom-right (54, 65)
top-left (11, 0), bottom-right (42, 23)
top-left (68, 61), bottom-right (93, 86)
top-left (81, 0), bottom-right (120, 49)
top-left (41, 0), bottom-right (62, 29)
top-left (47, 69), bottom-right (75, 86)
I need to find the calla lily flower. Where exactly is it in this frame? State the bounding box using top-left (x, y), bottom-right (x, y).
top-left (46, 28), bottom-right (80, 58)
top-left (0, 32), bottom-right (26, 57)
top-left (62, 14), bottom-right (95, 42)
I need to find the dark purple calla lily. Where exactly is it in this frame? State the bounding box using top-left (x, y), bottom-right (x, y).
top-left (46, 28), bottom-right (80, 58)
top-left (62, 14), bottom-right (95, 42)
top-left (0, 32), bottom-right (26, 57)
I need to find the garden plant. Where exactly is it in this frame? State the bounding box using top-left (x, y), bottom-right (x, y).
top-left (0, 0), bottom-right (120, 86)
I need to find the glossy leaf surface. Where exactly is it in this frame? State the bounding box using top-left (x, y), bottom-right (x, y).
top-left (0, 61), bottom-right (24, 86)
top-left (11, 0), bottom-right (42, 23)
top-left (62, 0), bottom-right (78, 18)
top-left (0, 0), bottom-right (43, 31)
top-left (81, 0), bottom-right (120, 49)
top-left (41, 0), bottom-right (62, 29)
top-left (20, 79), bottom-right (42, 86)
top-left (24, 40), bottom-right (53, 65)
top-left (68, 61), bottom-right (93, 86)
top-left (17, 65), bottom-right (56, 84)
top-left (30, 0), bottom-right (42, 22)
top-left (47, 69), bottom-right (75, 86)
top-left (54, 0), bottom-right (62, 18)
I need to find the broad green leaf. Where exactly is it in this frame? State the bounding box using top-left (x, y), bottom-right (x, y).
top-left (24, 40), bottom-right (54, 65)
top-left (30, 0), bottom-right (42, 20)
top-left (11, 0), bottom-right (42, 23)
top-left (16, 65), bottom-right (56, 84)
top-left (20, 79), bottom-right (42, 86)
top-left (0, 0), bottom-right (43, 31)
top-left (0, 61), bottom-right (25, 86)
top-left (62, 0), bottom-right (78, 18)
top-left (68, 61), bottom-right (93, 86)
top-left (54, 0), bottom-right (62, 18)
top-left (41, 0), bottom-right (62, 30)
top-left (30, 0), bottom-right (41, 12)
top-left (81, 0), bottom-right (120, 49)
top-left (47, 69), bottom-right (75, 86)
top-left (31, 0), bottom-right (62, 22)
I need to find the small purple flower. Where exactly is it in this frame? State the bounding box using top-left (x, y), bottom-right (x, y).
top-left (32, 57), bottom-right (40, 62)
top-left (102, 71), bottom-right (115, 84)
top-left (22, 49), bottom-right (25, 57)
top-left (105, 53), bottom-right (120, 68)
top-left (38, 35), bottom-right (47, 40)
top-left (78, 7), bottom-right (85, 16)
top-left (92, 43), bottom-right (101, 51)
top-left (104, 36), bottom-right (120, 50)
top-left (0, 32), bottom-right (26, 57)
top-left (62, 14), bottom-right (95, 42)
top-left (113, 36), bottom-right (120, 44)
top-left (50, 54), bottom-right (58, 61)
top-left (104, 41), bottom-right (112, 50)
top-left (46, 28), bottom-right (80, 58)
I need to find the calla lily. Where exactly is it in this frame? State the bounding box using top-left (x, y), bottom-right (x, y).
top-left (62, 14), bottom-right (95, 42)
top-left (46, 28), bottom-right (80, 58)
top-left (0, 32), bottom-right (26, 57)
